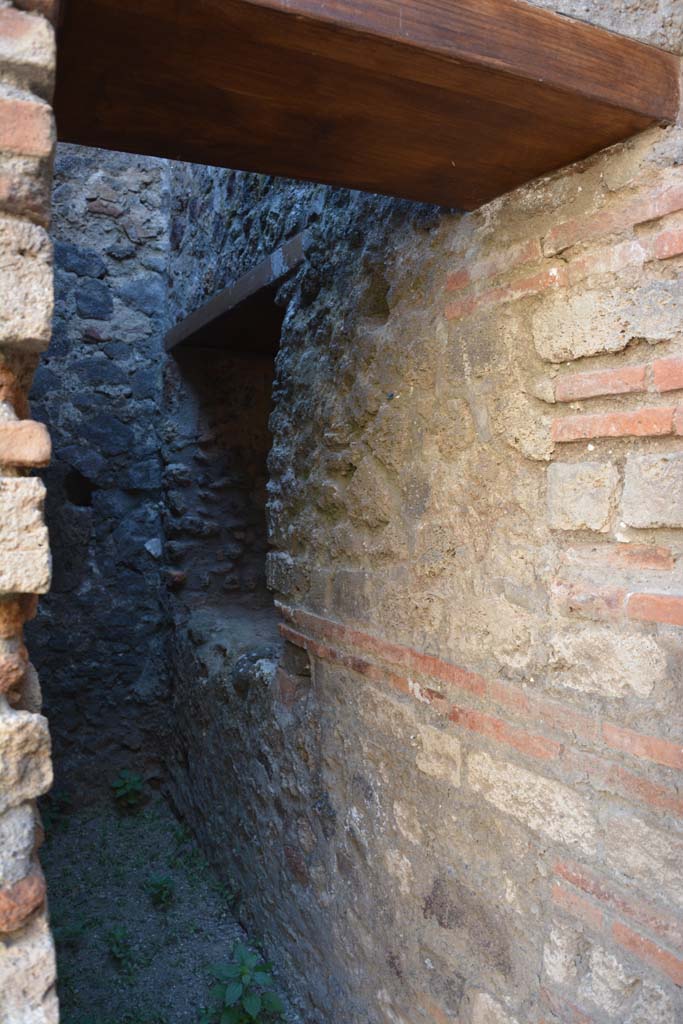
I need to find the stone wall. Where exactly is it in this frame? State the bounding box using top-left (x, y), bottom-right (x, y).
top-left (23, 144), bottom-right (172, 796)
top-left (2, 1), bottom-right (683, 1022)
top-left (166, 110), bottom-right (683, 1024)
top-left (0, 1), bottom-right (57, 1020)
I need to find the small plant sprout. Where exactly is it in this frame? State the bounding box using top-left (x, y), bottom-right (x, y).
top-left (111, 769), bottom-right (145, 811)
top-left (145, 874), bottom-right (175, 909)
top-left (105, 926), bottom-right (135, 975)
top-left (201, 941), bottom-right (285, 1023)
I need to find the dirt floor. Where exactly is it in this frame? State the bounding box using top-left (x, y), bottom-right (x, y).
top-left (41, 788), bottom-right (290, 1024)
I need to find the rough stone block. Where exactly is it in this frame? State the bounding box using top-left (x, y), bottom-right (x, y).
top-left (0, 595), bottom-right (37, 639)
top-left (0, 911), bottom-right (57, 1023)
top-left (0, 215), bottom-right (52, 351)
top-left (0, 864), bottom-right (45, 933)
top-left (265, 551), bottom-right (309, 597)
top-left (0, 152), bottom-right (51, 226)
top-left (533, 276), bottom-right (683, 362)
top-left (12, 661), bottom-right (42, 714)
top-left (0, 7), bottom-right (55, 98)
top-left (543, 922), bottom-right (582, 986)
top-left (578, 945), bottom-right (637, 1017)
top-left (622, 452), bottom-right (683, 528)
top-left (0, 803), bottom-right (36, 888)
top-left (75, 278), bottom-right (113, 320)
top-left (0, 420), bottom-right (51, 467)
top-left (415, 723), bottom-right (461, 785)
top-left (547, 461), bottom-right (618, 532)
top-left (547, 627), bottom-right (666, 697)
top-left (0, 646), bottom-right (28, 696)
top-left (467, 990), bottom-right (519, 1024)
top-left (0, 704), bottom-right (51, 815)
top-left (468, 751), bottom-right (596, 854)
top-left (0, 478), bottom-right (50, 593)
top-left (0, 91), bottom-right (53, 161)
top-left (604, 815), bottom-right (683, 911)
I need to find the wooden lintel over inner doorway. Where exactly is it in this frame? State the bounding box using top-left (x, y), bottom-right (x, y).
top-left (55, 0), bottom-right (680, 209)
top-left (165, 231), bottom-right (309, 355)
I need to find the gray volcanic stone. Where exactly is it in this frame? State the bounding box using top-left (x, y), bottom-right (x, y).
top-left (76, 278), bottom-right (113, 319)
top-left (55, 240), bottom-right (106, 278)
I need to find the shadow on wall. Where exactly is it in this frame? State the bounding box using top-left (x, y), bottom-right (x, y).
top-left (26, 145), bottom-right (171, 801)
top-left (163, 341), bottom-right (280, 644)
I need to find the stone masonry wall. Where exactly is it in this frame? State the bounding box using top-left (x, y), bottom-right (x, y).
top-left (0, 1), bottom-right (57, 1020)
top-left (25, 144), bottom-right (171, 797)
top-left (166, 111), bottom-right (683, 1024)
top-left (2, 2), bottom-right (683, 1022)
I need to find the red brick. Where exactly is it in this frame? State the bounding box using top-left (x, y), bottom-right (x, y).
top-left (562, 745), bottom-right (683, 817)
top-left (487, 677), bottom-right (531, 716)
top-left (282, 606), bottom-right (594, 749)
top-left (445, 265), bottom-right (566, 321)
top-left (540, 988), bottom-right (595, 1024)
top-left (652, 226), bottom-right (683, 261)
top-left (0, 365), bottom-right (31, 418)
top-left (602, 720), bottom-right (683, 771)
top-left (401, 649), bottom-right (487, 698)
top-left (552, 406), bottom-right (675, 442)
top-left (0, 866), bottom-right (45, 933)
top-left (0, 420), bottom-right (50, 467)
top-left (280, 623), bottom-right (411, 697)
top-left (555, 365), bottom-right (646, 403)
top-left (0, 6), bottom-right (41, 41)
top-left (627, 592), bottom-right (683, 628)
top-left (87, 197), bottom-right (124, 218)
top-left (605, 760), bottom-right (683, 817)
top-left (567, 239), bottom-right (646, 285)
top-left (286, 606), bottom-right (489, 699)
top-left (532, 696), bottom-right (600, 743)
top-left (413, 684), bottom-right (450, 716)
top-left (446, 238), bottom-right (542, 293)
top-left (556, 860), bottom-right (683, 950)
top-left (448, 705), bottom-right (561, 761)
top-left (0, 596), bottom-right (37, 639)
top-left (551, 880), bottom-right (604, 930)
top-left (600, 544), bottom-right (674, 572)
top-left (0, 95), bottom-right (53, 159)
top-left (551, 579), bottom-right (626, 621)
top-left (0, 648), bottom-right (28, 694)
top-left (653, 357), bottom-right (683, 393)
top-left (561, 543), bottom-right (674, 572)
top-left (544, 182), bottom-right (683, 255)
top-left (612, 920), bottom-right (683, 986)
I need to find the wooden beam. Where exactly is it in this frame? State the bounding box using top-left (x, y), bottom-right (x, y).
top-left (165, 231), bottom-right (309, 353)
top-left (55, 0), bottom-right (680, 210)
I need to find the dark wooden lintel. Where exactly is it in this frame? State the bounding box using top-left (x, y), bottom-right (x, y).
top-left (165, 231), bottom-right (309, 353)
top-left (56, 0), bottom-right (680, 209)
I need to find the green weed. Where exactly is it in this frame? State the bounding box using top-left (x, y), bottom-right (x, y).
top-left (111, 770), bottom-right (145, 811)
top-left (145, 873), bottom-right (175, 910)
top-left (105, 926), bottom-right (135, 975)
top-left (200, 942), bottom-right (284, 1023)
